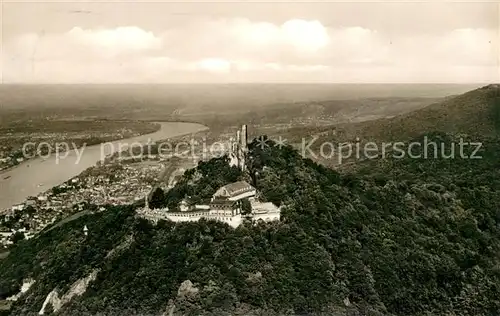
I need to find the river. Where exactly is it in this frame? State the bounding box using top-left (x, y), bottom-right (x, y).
top-left (0, 122), bottom-right (208, 212)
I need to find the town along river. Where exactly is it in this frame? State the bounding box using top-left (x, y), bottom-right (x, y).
top-left (0, 122), bottom-right (208, 212)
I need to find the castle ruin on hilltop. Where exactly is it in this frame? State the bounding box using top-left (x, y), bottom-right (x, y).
top-left (136, 124), bottom-right (281, 228)
top-left (229, 125), bottom-right (248, 171)
top-left (229, 124), bottom-right (248, 171)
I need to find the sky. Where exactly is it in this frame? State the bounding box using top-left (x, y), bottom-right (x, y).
top-left (1, 0), bottom-right (499, 83)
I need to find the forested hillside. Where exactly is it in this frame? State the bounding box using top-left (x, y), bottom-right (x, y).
top-left (1, 131), bottom-right (500, 315)
top-left (292, 84), bottom-right (500, 147)
top-left (1, 85), bottom-right (500, 315)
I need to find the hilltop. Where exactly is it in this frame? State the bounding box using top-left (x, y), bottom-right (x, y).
top-left (1, 131), bottom-right (500, 315)
top-left (279, 84), bottom-right (500, 167)
top-left (354, 84), bottom-right (500, 141)
top-left (1, 86), bottom-right (500, 315)
top-left (291, 84), bottom-right (500, 146)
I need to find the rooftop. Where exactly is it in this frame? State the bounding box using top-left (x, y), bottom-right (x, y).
top-left (214, 181), bottom-right (255, 199)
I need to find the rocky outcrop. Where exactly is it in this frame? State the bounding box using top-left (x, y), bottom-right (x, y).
top-left (38, 269), bottom-right (99, 315)
top-left (6, 278), bottom-right (35, 301)
top-left (105, 234), bottom-right (134, 260)
top-left (177, 280), bottom-right (199, 299)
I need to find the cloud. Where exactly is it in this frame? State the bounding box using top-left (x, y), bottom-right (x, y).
top-left (5, 26), bottom-right (163, 65)
top-left (67, 26), bottom-right (162, 57)
top-left (2, 18), bottom-right (498, 83)
top-left (158, 18), bottom-right (331, 64)
top-left (436, 28), bottom-right (498, 66)
top-left (266, 19), bottom-right (330, 52)
top-left (194, 58), bottom-right (232, 73)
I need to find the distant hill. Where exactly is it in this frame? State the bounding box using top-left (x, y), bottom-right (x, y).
top-left (193, 96), bottom-right (441, 138)
top-left (284, 84), bottom-right (499, 146)
top-left (282, 85), bottom-right (500, 167)
top-left (336, 84), bottom-right (500, 141)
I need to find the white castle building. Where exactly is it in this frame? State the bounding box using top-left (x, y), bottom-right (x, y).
top-left (212, 181), bottom-right (256, 201)
top-left (136, 124), bottom-right (280, 228)
top-left (137, 181), bottom-right (280, 228)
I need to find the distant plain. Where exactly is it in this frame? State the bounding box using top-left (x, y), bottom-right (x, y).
top-left (0, 83), bottom-right (481, 129)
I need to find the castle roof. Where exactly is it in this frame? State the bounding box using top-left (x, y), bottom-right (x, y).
top-left (209, 199), bottom-right (237, 210)
top-left (213, 181), bottom-right (255, 200)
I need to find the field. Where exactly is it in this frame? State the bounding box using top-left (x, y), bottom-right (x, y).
top-left (0, 84), bottom-right (476, 122)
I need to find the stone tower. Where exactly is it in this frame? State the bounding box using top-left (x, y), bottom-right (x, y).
top-left (236, 130), bottom-right (241, 167)
top-left (229, 130), bottom-right (241, 168)
top-left (229, 125), bottom-right (248, 171)
top-left (236, 130), bottom-right (241, 147)
top-left (240, 125), bottom-right (248, 171)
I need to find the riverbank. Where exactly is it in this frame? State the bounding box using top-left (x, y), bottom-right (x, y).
top-left (0, 122), bottom-right (208, 212)
top-left (0, 120), bottom-right (162, 175)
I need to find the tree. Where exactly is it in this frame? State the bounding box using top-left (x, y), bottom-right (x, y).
top-left (241, 199), bottom-right (252, 215)
top-left (11, 231), bottom-right (25, 244)
top-left (150, 187), bottom-right (165, 209)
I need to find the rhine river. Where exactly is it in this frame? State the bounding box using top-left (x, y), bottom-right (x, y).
top-left (0, 122), bottom-right (208, 212)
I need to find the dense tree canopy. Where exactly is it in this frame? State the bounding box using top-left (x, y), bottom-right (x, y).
top-left (1, 132), bottom-right (500, 316)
